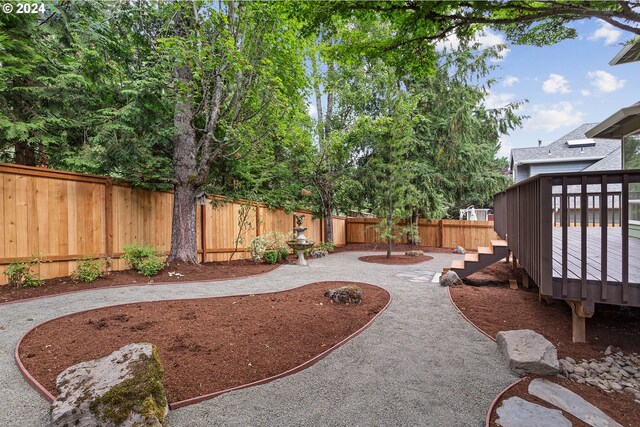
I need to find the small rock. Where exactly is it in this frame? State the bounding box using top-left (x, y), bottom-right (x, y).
top-left (573, 366), bottom-right (586, 377)
top-left (309, 249), bottom-right (329, 259)
top-left (610, 382), bottom-right (623, 391)
top-left (439, 270), bottom-right (462, 287)
top-left (620, 369), bottom-right (631, 378)
top-left (604, 346), bottom-right (613, 355)
top-left (453, 246), bottom-right (466, 254)
top-left (623, 366), bottom-right (638, 375)
top-left (324, 285), bottom-right (362, 304)
top-left (404, 250), bottom-right (424, 256)
top-left (565, 357), bottom-right (576, 364)
top-left (559, 360), bottom-right (574, 374)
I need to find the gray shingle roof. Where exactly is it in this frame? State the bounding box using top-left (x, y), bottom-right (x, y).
top-left (510, 123), bottom-right (620, 169)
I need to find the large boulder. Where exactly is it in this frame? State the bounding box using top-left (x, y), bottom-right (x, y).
top-left (496, 330), bottom-right (559, 376)
top-left (51, 343), bottom-right (168, 427)
top-left (324, 285), bottom-right (362, 304)
top-left (439, 270), bottom-right (462, 287)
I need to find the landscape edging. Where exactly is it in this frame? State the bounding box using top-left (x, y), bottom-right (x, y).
top-left (446, 286), bottom-right (496, 342)
top-left (14, 281), bottom-right (392, 411)
top-left (484, 376), bottom-right (528, 427)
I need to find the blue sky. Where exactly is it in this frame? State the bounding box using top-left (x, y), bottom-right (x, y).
top-left (466, 20), bottom-right (639, 158)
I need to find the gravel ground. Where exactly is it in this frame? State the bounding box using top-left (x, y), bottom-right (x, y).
top-left (0, 251), bottom-right (517, 427)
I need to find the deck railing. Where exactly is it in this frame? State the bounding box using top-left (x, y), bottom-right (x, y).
top-left (494, 170), bottom-right (640, 306)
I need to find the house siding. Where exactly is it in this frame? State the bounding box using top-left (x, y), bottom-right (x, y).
top-left (515, 164), bottom-right (530, 182)
top-left (529, 160), bottom-right (596, 177)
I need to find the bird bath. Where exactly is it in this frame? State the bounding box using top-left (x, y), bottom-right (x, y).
top-left (287, 214), bottom-right (315, 266)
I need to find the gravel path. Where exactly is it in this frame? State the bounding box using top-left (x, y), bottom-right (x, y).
top-left (0, 251), bottom-right (517, 427)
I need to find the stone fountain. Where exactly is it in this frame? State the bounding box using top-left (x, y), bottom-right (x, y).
top-left (286, 214), bottom-right (315, 266)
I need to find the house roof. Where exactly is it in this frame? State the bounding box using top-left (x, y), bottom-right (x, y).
top-left (585, 102), bottom-right (640, 139)
top-left (510, 123), bottom-right (620, 169)
top-left (609, 37), bottom-right (640, 66)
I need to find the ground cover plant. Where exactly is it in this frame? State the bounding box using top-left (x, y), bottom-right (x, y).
top-left (3, 260), bottom-right (43, 288)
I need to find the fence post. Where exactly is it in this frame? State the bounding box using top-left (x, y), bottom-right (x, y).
top-left (439, 220), bottom-right (444, 248)
top-left (255, 206), bottom-right (261, 237)
top-left (104, 178), bottom-right (113, 262)
top-left (200, 203), bottom-right (207, 264)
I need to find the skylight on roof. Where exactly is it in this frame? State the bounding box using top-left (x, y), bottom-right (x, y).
top-left (566, 139), bottom-right (596, 147)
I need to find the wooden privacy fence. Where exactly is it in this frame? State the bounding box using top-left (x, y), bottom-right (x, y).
top-left (345, 218), bottom-right (499, 250)
top-left (0, 163), bottom-right (346, 285)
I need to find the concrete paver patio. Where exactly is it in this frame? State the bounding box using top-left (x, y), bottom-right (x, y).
top-left (0, 251), bottom-right (517, 427)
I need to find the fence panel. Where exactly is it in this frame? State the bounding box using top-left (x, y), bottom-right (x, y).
top-left (332, 216), bottom-right (346, 246)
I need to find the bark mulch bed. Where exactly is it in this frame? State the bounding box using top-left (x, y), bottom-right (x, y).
top-left (18, 281), bottom-right (390, 405)
top-left (358, 255), bottom-right (434, 265)
top-left (0, 259), bottom-right (286, 304)
top-left (449, 261), bottom-right (640, 426)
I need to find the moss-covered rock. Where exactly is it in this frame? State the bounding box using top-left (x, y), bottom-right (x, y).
top-left (51, 343), bottom-right (168, 427)
top-left (324, 285), bottom-right (362, 304)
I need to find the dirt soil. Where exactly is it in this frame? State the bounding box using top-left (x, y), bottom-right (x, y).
top-left (450, 261), bottom-right (640, 426)
top-left (358, 255), bottom-right (434, 265)
top-left (18, 281), bottom-right (390, 405)
top-left (0, 259), bottom-right (285, 304)
top-left (334, 243), bottom-right (467, 254)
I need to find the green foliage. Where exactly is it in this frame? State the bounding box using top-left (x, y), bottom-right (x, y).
top-left (4, 261), bottom-right (43, 288)
top-left (136, 258), bottom-right (166, 277)
top-left (72, 257), bottom-right (104, 283)
top-left (248, 232), bottom-right (290, 263)
top-left (263, 250), bottom-right (279, 265)
top-left (278, 247), bottom-right (290, 260)
top-left (315, 242), bottom-right (335, 252)
top-left (122, 244), bottom-right (164, 276)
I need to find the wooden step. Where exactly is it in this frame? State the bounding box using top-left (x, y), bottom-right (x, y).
top-left (464, 253), bottom-right (479, 262)
top-left (451, 260), bottom-right (465, 270)
top-left (491, 239), bottom-right (508, 248)
top-left (477, 246), bottom-right (492, 255)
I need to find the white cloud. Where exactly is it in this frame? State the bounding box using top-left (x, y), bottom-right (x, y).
top-left (503, 76), bottom-right (520, 87)
top-left (436, 29), bottom-right (509, 59)
top-left (589, 22), bottom-right (622, 45)
top-left (542, 74), bottom-right (571, 94)
top-left (484, 92), bottom-right (515, 109)
top-left (587, 70), bottom-right (625, 93)
top-left (580, 89), bottom-right (591, 97)
top-left (307, 103), bottom-right (318, 119)
top-left (525, 102), bottom-right (585, 132)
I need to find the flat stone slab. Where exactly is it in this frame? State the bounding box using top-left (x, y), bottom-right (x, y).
top-left (496, 396), bottom-right (571, 427)
top-left (529, 378), bottom-right (623, 427)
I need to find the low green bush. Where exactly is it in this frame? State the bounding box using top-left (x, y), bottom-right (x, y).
top-left (137, 257), bottom-right (165, 276)
top-left (122, 244), bottom-right (164, 276)
top-left (278, 247), bottom-right (289, 260)
top-left (264, 250), bottom-right (279, 264)
top-left (72, 258), bottom-right (104, 282)
top-left (4, 261), bottom-right (43, 288)
top-left (316, 242), bottom-right (335, 252)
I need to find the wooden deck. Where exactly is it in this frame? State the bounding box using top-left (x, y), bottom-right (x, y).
top-left (552, 227), bottom-right (640, 284)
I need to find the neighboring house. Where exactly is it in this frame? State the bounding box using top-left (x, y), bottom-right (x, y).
top-left (509, 124), bottom-right (620, 183)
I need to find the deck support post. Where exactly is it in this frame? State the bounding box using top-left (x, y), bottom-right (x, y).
top-left (506, 250), bottom-right (511, 264)
top-left (512, 254), bottom-right (517, 271)
top-left (522, 272), bottom-right (530, 289)
top-left (567, 300), bottom-right (594, 344)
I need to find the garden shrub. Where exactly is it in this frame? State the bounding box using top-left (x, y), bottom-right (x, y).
top-left (122, 244), bottom-right (165, 276)
top-left (264, 250), bottom-right (279, 265)
top-left (72, 257), bottom-right (104, 282)
top-left (4, 261), bottom-right (43, 288)
top-left (278, 247), bottom-right (289, 260)
top-left (136, 257), bottom-right (165, 277)
top-left (249, 232), bottom-right (290, 263)
top-left (316, 242), bottom-right (335, 252)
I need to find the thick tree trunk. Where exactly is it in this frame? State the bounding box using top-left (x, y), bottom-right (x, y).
top-left (320, 185), bottom-right (334, 244)
top-left (168, 64), bottom-right (199, 264)
top-left (14, 142), bottom-right (37, 166)
top-left (169, 183), bottom-right (198, 263)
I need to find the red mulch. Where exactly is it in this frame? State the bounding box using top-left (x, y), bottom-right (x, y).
top-left (449, 261), bottom-right (640, 426)
top-left (358, 255), bottom-right (434, 265)
top-left (17, 281), bottom-right (390, 405)
top-left (0, 259), bottom-right (285, 304)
